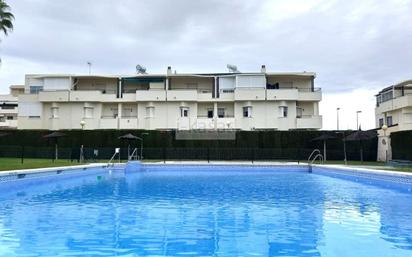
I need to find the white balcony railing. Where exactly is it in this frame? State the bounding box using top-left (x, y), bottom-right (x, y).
top-left (39, 90), bottom-right (70, 102)
top-left (266, 89), bottom-right (298, 100)
top-left (167, 90), bottom-right (197, 101)
top-left (0, 119), bottom-right (17, 128)
top-left (136, 90), bottom-right (166, 101)
top-left (296, 115), bottom-right (322, 129)
top-left (234, 88), bottom-right (266, 101)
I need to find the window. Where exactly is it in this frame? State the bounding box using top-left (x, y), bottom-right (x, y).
top-left (243, 106), bottom-right (252, 118)
top-left (146, 106), bottom-right (154, 118)
top-left (296, 107), bottom-right (303, 118)
top-left (29, 86), bottom-right (43, 94)
top-left (84, 107), bottom-right (94, 118)
top-left (6, 116), bottom-right (13, 120)
top-left (1, 105), bottom-right (17, 110)
top-left (207, 109), bottom-right (213, 118)
top-left (379, 118), bottom-right (384, 128)
top-left (386, 116), bottom-right (393, 126)
top-left (0, 116), bottom-right (4, 122)
top-left (51, 107), bottom-right (59, 118)
top-left (180, 107), bottom-right (189, 117)
top-left (218, 108), bottom-right (225, 118)
top-left (279, 106), bottom-right (288, 118)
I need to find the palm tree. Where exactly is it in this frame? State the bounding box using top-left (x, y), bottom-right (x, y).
top-left (0, 0), bottom-right (14, 36)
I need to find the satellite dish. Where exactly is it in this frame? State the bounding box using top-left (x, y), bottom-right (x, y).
top-left (136, 64), bottom-right (147, 74)
top-left (227, 64), bottom-right (239, 73)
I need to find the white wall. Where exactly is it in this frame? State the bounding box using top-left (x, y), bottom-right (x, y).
top-left (236, 75), bottom-right (266, 88)
top-left (43, 78), bottom-right (71, 91)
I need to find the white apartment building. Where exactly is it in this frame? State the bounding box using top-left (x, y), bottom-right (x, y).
top-left (0, 85), bottom-right (24, 129)
top-left (18, 66), bottom-right (322, 131)
top-left (375, 79), bottom-right (412, 161)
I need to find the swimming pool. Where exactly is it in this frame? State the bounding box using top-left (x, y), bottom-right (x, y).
top-left (0, 164), bottom-right (412, 256)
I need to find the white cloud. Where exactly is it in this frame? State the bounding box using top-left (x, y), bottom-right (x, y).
top-left (320, 88), bottom-right (379, 130)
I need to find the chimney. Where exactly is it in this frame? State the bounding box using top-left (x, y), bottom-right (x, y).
top-left (261, 65), bottom-right (266, 73)
top-left (167, 66), bottom-right (172, 75)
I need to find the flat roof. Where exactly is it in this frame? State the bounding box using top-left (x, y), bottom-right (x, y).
top-left (25, 71), bottom-right (316, 79)
top-left (377, 79), bottom-right (412, 95)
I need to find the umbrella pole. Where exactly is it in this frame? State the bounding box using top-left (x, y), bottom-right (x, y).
top-left (360, 140), bottom-right (363, 163)
top-left (343, 139), bottom-right (347, 165)
top-left (55, 143), bottom-right (58, 160)
top-left (323, 140), bottom-right (327, 162)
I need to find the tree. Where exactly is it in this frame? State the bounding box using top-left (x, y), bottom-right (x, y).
top-left (0, 0), bottom-right (14, 36)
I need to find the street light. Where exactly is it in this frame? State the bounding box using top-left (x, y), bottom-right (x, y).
top-left (382, 124), bottom-right (389, 162)
top-left (140, 132), bottom-right (149, 160)
top-left (356, 110), bottom-right (362, 130)
top-left (336, 108), bottom-right (341, 130)
top-left (87, 61), bottom-right (92, 75)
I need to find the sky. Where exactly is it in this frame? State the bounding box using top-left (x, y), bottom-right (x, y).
top-left (0, 0), bottom-right (411, 130)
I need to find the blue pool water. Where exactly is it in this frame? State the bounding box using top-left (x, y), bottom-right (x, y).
top-left (0, 165), bottom-right (412, 256)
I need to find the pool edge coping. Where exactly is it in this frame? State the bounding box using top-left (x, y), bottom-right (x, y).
top-left (0, 161), bottom-right (410, 178)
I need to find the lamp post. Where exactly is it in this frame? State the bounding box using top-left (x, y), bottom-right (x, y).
top-left (356, 110), bottom-right (362, 130)
top-left (140, 132), bottom-right (149, 160)
top-left (336, 108), bottom-right (340, 130)
top-left (80, 120), bottom-right (86, 162)
top-left (382, 124), bottom-right (388, 162)
top-left (87, 61), bottom-right (92, 75)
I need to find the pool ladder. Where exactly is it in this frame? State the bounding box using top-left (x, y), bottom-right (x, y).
top-left (107, 148), bottom-right (120, 168)
top-left (307, 149), bottom-right (324, 173)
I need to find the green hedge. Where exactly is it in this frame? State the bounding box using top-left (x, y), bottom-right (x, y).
top-left (0, 129), bottom-right (377, 161)
top-left (391, 131), bottom-right (412, 160)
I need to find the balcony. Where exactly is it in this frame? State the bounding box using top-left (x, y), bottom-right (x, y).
top-left (0, 119), bottom-right (17, 128)
top-left (193, 117), bottom-right (236, 130)
top-left (296, 115), bottom-right (322, 129)
top-left (167, 90), bottom-right (197, 101)
top-left (194, 118), bottom-right (214, 129)
top-left (216, 117), bottom-right (235, 129)
top-left (99, 117), bottom-right (118, 129)
top-left (197, 91), bottom-right (213, 101)
top-left (119, 117), bottom-right (138, 129)
top-left (376, 94), bottom-right (412, 113)
top-left (39, 91), bottom-right (69, 102)
top-left (298, 88), bottom-right (322, 101)
top-left (100, 93), bottom-right (118, 102)
top-left (218, 91), bottom-right (235, 101)
top-left (70, 90), bottom-right (102, 102)
top-left (136, 90), bottom-right (166, 101)
top-left (0, 108), bottom-right (18, 114)
top-left (266, 89), bottom-right (298, 101)
top-left (234, 88), bottom-right (265, 101)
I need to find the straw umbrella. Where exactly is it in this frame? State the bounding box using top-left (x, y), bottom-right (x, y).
top-left (43, 131), bottom-right (66, 160)
top-left (344, 130), bottom-right (377, 162)
top-left (311, 134), bottom-right (337, 161)
top-left (118, 133), bottom-right (142, 160)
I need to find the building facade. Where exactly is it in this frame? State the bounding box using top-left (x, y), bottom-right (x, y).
top-left (0, 85), bottom-right (24, 129)
top-left (375, 79), bottom-right (412, 161)
top-left (18, 66), bottom-right (322, 131)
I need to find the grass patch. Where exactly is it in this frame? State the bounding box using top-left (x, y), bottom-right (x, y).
top-left (0, 158), bottom-right (83, 172)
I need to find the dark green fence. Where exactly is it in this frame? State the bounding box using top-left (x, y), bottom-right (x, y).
top-left (0, 130), bottom-right (378, 162)
top-left (391, 131), bottom-right (412, 160)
